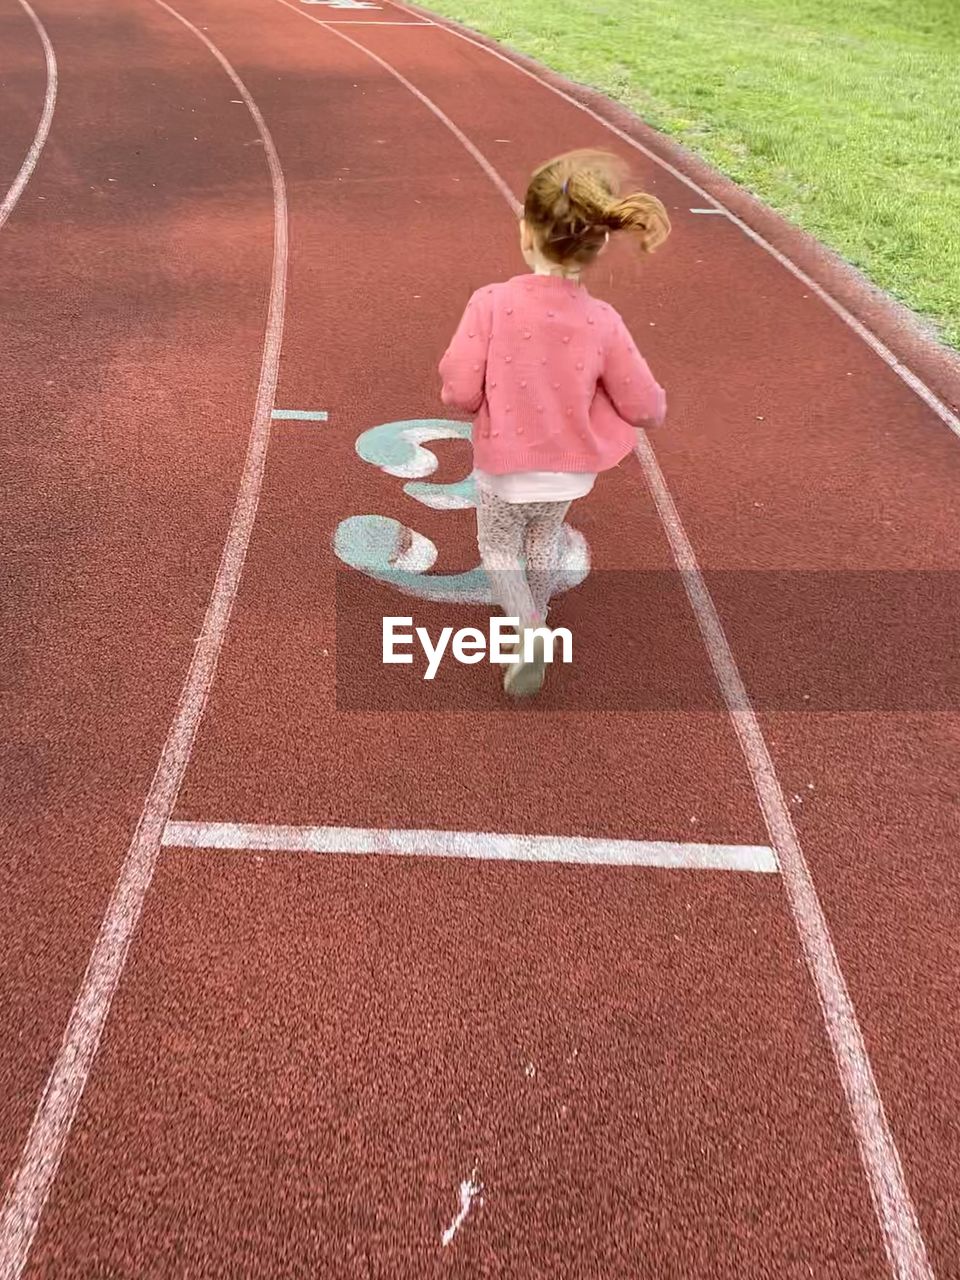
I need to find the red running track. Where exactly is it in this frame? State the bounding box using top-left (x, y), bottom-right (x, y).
top-left (1, 0), bottom-right (958, 1275)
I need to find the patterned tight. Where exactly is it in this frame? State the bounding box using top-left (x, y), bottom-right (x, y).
top-left (475, 484), bottom-right (572, 626)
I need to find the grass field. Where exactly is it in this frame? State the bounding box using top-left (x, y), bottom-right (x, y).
top-left (428, 0), bottom-right (960, 352)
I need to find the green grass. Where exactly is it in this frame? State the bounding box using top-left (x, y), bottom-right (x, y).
top-left (428, 0), bottom-right (960, 351)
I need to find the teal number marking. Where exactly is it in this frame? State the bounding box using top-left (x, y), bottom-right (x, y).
top-left (404, 474), bottom-right (475, 510)
top-left (355, 419), bottom-right (475, 510)
top-left (334, 418), bottom-right (590, 603)
top-left (355, 419), bottom-right (470, 473)
top-left (334, 515), bottom-right (490, 604)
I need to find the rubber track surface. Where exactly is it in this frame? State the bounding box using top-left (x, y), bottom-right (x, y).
top-left (1, 0), bottom-right (958, 1275)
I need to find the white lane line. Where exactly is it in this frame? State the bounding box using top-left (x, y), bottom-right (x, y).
top-left (690, 207), bottom-right (726, 215)
top-left (272, 0), bottom-right (522, 215)
top-left (0, 0), bottom-right (57, 232)
top-left (162, 820), bottom-right (779, 872)
top-left (397, 1), bottom-right (960, 442)
top-left (0, 8), bottom-right (289, 1278)
top-left (633, 431), bottom-right (933, 1280)
top-left (248, 27), bottom-right (932, 1271)
top-left (315, 18), bottom-right (433, 22)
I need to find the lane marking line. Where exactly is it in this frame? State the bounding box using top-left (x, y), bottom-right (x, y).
top-left (633, 431), bottom-right (933, 1280)
top-left (252, 27), bottom-right (932, 1272)
top-left (0, 8), bottom-right (289, 1278)
top-left (273, 0), bottom-right (521, 215)
top-left (0, 0), bottom-right (57, 232)
top-left (396, 2), bottom-right (960, 442)
top-left (271, 407), bottom-right (329, 420)
top-left (314, 18), bottom-right (434, 23)
top-left (162, 821), bottom-right (779, 872)
top-left (690, 207), bottom-right (726, 215)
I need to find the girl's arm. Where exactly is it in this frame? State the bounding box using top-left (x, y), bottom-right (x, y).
top-left (439, 291), bottom-right (491, 415)
top-left (600, 315), bottom-right (666, 428)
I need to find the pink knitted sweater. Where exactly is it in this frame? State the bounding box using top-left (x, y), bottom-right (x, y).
top-left (439, 274), bottom-right (665, 475)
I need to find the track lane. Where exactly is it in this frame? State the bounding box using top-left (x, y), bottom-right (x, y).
top-left (164, 0), bottom-right (762, 845)
top-left (0, 0), bottom-right (280, 1257)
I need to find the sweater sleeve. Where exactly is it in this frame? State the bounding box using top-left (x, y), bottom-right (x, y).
top-left (439, 290), bottom-right (491, 415)
top-left (599, 313), bottom-right (667, 428)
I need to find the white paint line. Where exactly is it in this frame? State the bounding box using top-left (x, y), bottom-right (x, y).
top-left (440, 1169), bottom-right (482, 1248)
top-left (161, 820), bottom-right (778, 872)
top-left (632, 430), bottom-right (933, 1280)
top-left (253, 35), bottom-right (932, 1269)
top-left (271, 407), bottom-right (329, 420)
top-left (0, 0), bottom-right (57, 232)
top-left (690, 207), bottom-right (726, 215)
top-left (272, 0), bottom-right (522, 216)
top-left (0, 10), bottom-right (289, 1278)
top-left (315, 18), bottom-right (434, 22)
top-left (399, 4), bottom-right (960, 442)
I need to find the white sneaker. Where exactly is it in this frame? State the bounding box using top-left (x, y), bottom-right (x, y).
top-left (503, 627), bottom-right (546, 699)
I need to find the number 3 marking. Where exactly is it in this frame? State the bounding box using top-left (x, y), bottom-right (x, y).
top-left (333, 418), bottom-right (591, 604)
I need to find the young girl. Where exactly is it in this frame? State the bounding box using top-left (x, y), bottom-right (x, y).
top-left (439, 149), bottom-right (670, 698)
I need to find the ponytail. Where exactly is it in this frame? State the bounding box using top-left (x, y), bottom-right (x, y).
top-left (523, 149), bottom-right (671, 265)
top-left (602, 192), bottom-right (671, 253)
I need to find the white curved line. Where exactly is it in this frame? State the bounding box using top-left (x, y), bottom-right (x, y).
top-left (0, 4), bottom-right (288, 1275)
top-left (395, 1), bottom-right (960, 441)
top-left (0, 0), bottom-right (57, 231)
top-left (257, 14), bottom-right (934, 1275)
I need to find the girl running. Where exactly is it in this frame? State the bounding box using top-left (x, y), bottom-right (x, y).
top-left (439, 149), bottom-right (670, 697)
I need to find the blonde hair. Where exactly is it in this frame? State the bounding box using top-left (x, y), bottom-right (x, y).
top-left (523, 149), bottom-right (671, 266)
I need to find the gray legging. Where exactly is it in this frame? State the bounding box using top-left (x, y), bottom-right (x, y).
top-left (475, 484), bottom-right (572, 625)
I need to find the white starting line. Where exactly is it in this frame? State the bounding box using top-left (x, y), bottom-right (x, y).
top-left (161, 820), bottom-right (778, 873)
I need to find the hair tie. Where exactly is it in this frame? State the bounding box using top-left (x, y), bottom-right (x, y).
top-left (562, 178), bottom-right (570, 196)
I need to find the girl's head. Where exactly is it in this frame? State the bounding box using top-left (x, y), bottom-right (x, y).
top-left (521, 149), bottom-right (671, 273)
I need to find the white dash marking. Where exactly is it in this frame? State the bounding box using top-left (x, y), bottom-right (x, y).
top-left (160, 821), bottom-right (778, 873)
top-left (441, 1169), bottom-right (482, 1248)
top-left (271, 407), bottom-right (328, 421)
top-left (689, 207), bottom-right (726, 214)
